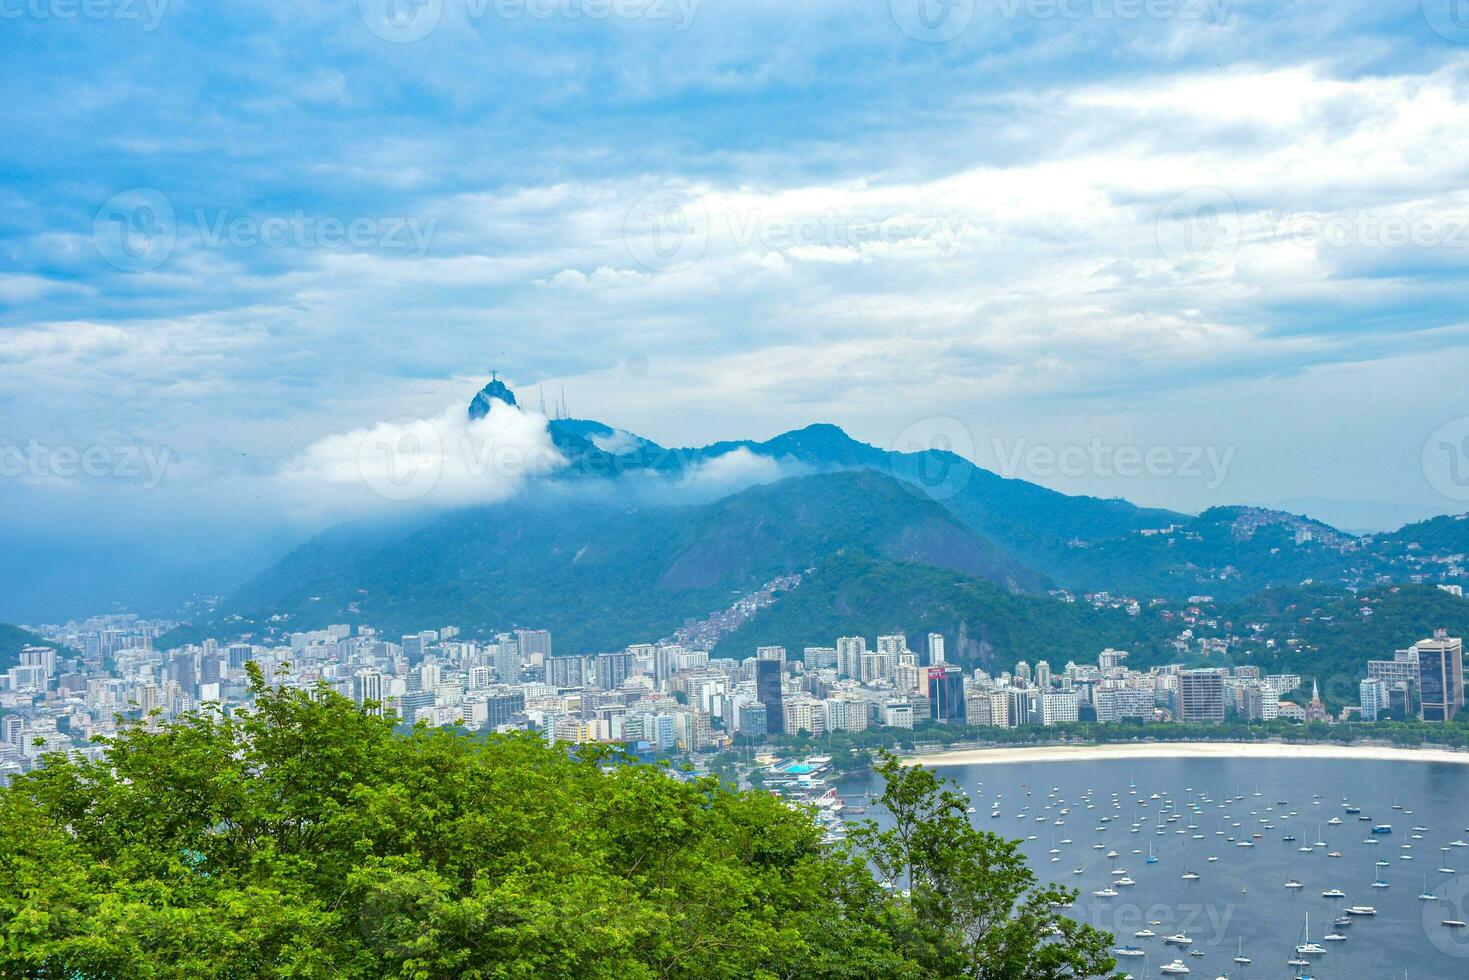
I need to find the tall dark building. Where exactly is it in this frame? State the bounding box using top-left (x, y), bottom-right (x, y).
top-left (928, 666), bottom-right (966, 724)
top-left (1417, 637), bottom-right (1465, 722)
top-left (755, 657), bottom-right (785, 735)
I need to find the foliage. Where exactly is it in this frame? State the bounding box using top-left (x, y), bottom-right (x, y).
top-left (850, 753), bottom-right (1115, 979)
top-left (0, 671), bottom-right (1115, 978)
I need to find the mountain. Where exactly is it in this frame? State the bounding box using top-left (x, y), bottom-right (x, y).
top-left (0, 623), bottom-right (53, 671)
top-left (711, 552), bottom-right (1177, 672)
top-left (194, 470), bottom-right (1044, 652)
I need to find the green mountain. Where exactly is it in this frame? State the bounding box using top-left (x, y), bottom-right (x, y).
top-left (193, 471), bottom-right (1044, 652)
top-left (712, 552), bottom-right (1178, 673)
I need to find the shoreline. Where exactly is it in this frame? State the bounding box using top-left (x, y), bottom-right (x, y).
top-left (901, 740), bottom-right (1469, 768)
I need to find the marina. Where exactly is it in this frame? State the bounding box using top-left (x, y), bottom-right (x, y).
top-left (834, 754), bottom-right (1469, 977)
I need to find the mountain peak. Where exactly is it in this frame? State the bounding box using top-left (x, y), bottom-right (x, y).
top-left (468, 373), bottom-right (517, 420)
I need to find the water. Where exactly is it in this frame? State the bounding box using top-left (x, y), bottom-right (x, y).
top-left (839, 756), bottom-right (1469, 979)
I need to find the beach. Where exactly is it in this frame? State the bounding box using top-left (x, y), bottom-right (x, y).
top-left (904, 740), bottom-right (1469, 768)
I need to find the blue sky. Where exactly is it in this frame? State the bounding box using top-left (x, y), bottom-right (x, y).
top-left (3, 0), bottom-right (1469, 617)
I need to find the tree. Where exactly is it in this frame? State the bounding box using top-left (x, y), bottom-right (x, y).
top-left (851, 753), bottom-right (1116, 979)
top-left (0, 676), bottom-right (1115, 978)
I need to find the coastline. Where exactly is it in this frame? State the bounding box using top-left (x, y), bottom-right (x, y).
top-left (902, 740), bottom-right (1469, 768)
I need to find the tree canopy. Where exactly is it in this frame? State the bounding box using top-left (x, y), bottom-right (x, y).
top-left (0, 671), bottom-right (1115, 978)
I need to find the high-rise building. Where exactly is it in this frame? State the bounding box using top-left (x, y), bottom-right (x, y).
top-left (836, 636), bottom-right (866, 679)
top-left (927, 633), bottom-right (945, 666)
top-left (547, 655), bottom-right (586, 689)
top-left (928, 666), bottom-right (966, 724)
top-left (514, 629), bottom-right (552, 663)
top-left (1035, 661), bottom-right (1052, 690)
top-left (1360, 678), bottom-right (1389, 722)
top-left (353, 668), bottom-right (387, 716)
top-left (755, 652), bottom-right (785, 736)
top-left (1039, 689), bottom-right (1078, 726)
top-left (1176, 670), bottom-right (1225, 723)
top-left (494, 640), bottom-right (521, 685)
top-left (1416, 636), bottom-right (1465, 722)
top-left (595, 652), bottom-right (632, 690)
top-left (1014, 660), bottom-right (1032, 686)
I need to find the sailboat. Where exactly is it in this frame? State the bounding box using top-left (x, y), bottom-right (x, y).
top-left (1372, 861), bottom-right (1390, 889)
top-left (1420, 872), bottom-right (1439, 901)
top-left (1232, 938), bottom-right (1250, 965)
top-left (1293, 912), bottom-right (1326, 956)
top-left (1147, 841), bottom-right (1158, 864)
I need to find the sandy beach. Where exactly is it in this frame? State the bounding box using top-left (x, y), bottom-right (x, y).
top-left (904, 740), bottom-right (1469, 768)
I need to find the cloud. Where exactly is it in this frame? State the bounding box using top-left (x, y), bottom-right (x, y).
top-left (276, 400), bottom-right (564, 516)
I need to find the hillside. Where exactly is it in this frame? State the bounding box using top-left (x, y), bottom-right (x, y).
top-left (0, 624), bottom-right (52, 672)
top-left (712, 552), bottom-right (1177, 672)
top-left (195, 471), bottom-right (1044, 652)
top-left (1204, 584), bottom-right (1469, 706)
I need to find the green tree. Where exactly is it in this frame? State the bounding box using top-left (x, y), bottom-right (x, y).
top-left (0, 673), bottom-right (1114, 978)
top-left (852, 753), bottom-right (1115, 980)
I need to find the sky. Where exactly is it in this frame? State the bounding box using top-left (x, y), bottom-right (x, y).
top-left (3, 0), bottom-right (1469, 619)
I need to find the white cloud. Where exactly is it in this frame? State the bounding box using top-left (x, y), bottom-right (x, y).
top-left (276, 400), bottom-right (565, 516)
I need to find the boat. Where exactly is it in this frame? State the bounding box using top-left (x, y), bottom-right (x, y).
top-left (1232, 939), bottom-right (1250, 965)
top-left (1113, 945), bottom-right (1146, 958)
top-left (1135, 929), bottom-right (1156, 938)
top-left (1321, 888), bottom-right (1345, 899)
top-left (1164, 933), bottom-right (1194, 946)
top-left (1344, 905), bottom-right (1376, 915)
top-left (1160, 960), bottom-right (1190, 975)
top-left (1323, 932), bottom-right (1346, 942)
top-left (1093, 887), bottom-right (1119, 897)
top-left (1371, 824), bottom-right (1393, 834)
top-left (1293, 913), bottom-right (1326, 956)
top-left (1444, 919), bottom-right (1468, 928)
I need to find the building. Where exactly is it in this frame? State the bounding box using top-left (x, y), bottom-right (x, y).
top-left (927, 633), bottom-right (945, 665)
top-left (1039, 690), bottom-right (1079, 726)
top-left (546, 655), bottom-right (586, 690)
top-left (755, 653), bottom-right (785, 736)
top-left (1360, 678), bottom-right (1389, 722)
top-left (928, 666), bottom-right (966, 724)
top-left (1416, 636), bottom-right (1465, 722)
top-left (594, 652), bottom-right (632, 691)
top-left (1176, 670), bottom-right (1225, 724)
top-left (880, 701), bottom-right (914, 729)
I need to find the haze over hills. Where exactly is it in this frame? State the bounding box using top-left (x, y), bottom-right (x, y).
top-left (161, 377), bottom-right (1469, 660)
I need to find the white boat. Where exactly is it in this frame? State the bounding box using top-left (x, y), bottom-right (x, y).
top-left (1232, 939), bottom-right (1250, 964)
top-left (1093, 887), bottom-right (1119, 897)
top-left (1344, 906), bottom-right (1376, 916)
top-left (1164, 934), bottom-right (1193, 946)
top-left (1114, 945), bottom-right (1146, 958)
top-left (1135, 929), bottom-right (1156, 938)
top-left (1323, 933), bottom-right (1345, 942)
top-left (1160, 959), bottom-right (1190, 975)
top-left (1321, 888), bottom-right (1345, 899)
top-left (1294, 913), bottom-right (1326, 956)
